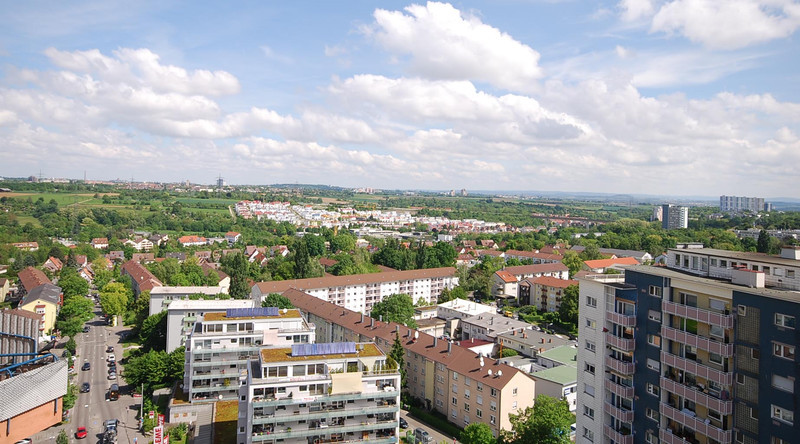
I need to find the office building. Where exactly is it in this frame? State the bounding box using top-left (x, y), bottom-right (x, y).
top-left (719, 195), bottom-right (768, 213)
top-left (236, 342), bottom-right (400, 444)
top-left (184, 307), bottom-right (316, 403)
top-left (576, 245), bottom-right (800, 444)
top-left (661, 204), bottom-right (689, 230)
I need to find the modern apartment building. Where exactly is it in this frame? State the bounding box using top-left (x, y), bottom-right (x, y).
top-left (236, 342), bottom-right (401, 444)
top-left (662, 204), bottom-right (689, 230)
top-left (577, 246), bottom-right (800, 444)
top-left (165, 299), bottom-right (255, 353)
top-left (184, 307), bottom-right (316, 403)
top-left (284, 288), bottom-right (536, 438)
top-left (149, 285), bottom-right (230, 316)
top-left (250, 267), bottom-right (459, 314)
top-left (719, 195), bottom-right (768, 213)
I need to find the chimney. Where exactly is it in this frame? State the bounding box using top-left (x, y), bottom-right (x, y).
top-left (380, 315), bottom-right (383, 322)
top-left (540, 338), bottom-right (544, 343)
top-left (360, 313), bottom-right (364, 323)
top-left (370, 318), bottom-right (374, 328)
top-left (407, 329), bottom-right (411, 338)
top-left (396, 325), bottom-right (400, 334)
top-left (471, 338), bottom-right (474, 343)
top-left (434, 337), bottom-right (438, 347)
top-left (447, 342), bottom-right (452, 353)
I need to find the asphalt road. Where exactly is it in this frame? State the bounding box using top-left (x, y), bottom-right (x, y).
top-left (32, 307), bottom-right (147, 444)
top-left (400, 409), bottom-right (459, 444)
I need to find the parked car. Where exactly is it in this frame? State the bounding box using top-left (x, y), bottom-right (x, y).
top-left (108, 366), bottom-right (117, 375)
top-left (81, 362), bottom-right (91, 371)
top-left (399, 417), bottom-right (408, 429)
top-left (76, 426), bottom-right (88, 439)
top-left (106, 345), bottom-right (114, 353)
top-left (80, 382), bottom-right (90, 393)
top-left (104, 419), bottom-right (119, 432)
top-left (108, 373), bottom-right (116, 380)
top-left (414, 428), bottom-right (434, 444)
top-left (82, 326), bottom-right (90, 333)
top-left (107, 354), bottom-right (116, 362)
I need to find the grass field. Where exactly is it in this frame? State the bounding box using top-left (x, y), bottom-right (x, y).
top-left (176, 197), bottom-right (239, 205)
top-left (188, 207), bottom-right (231, 215)
top-left (0, 192), bottom-right (119, 206)
top-left (13, 214), bottom-right (42, 227)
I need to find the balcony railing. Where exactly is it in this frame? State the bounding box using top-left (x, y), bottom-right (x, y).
top-left (662, 301), bottom-right (734, 329)
top-left (660, 429), bottom-right (692, 444)
top-left (253, 390), bottom-right (399, 407)
top-left (606, 310), bottom-right (636, 327)
top-left (604, 425), bottom-right (633, 444)
top-left (660, 402), bottom-right (732, 444)
top-left (660, 351), bottom-right (733, 386)
top-left (604, 378), bottom-right (634, 399)
top-left (661, 326), bottom-right (733, 357)
top-left (660, 377), bottom-right (733, 415)
top-left (604, 401), bottom-right (634, 423)
top-left (253, 405), bottom-right (398, 425)
top-left (605, 355), bottom-right (634, 375)
top-left (605, 333), bottom-right (635, 352)
top-left (251, 419), bottom-right (397, 441)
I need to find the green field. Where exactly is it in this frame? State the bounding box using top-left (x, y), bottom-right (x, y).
top-left (13, 215), bottom-right (42, 227)
top-left (175, 197), bottom-right (239, 205)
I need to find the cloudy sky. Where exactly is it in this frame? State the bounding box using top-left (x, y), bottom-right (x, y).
top-left (1, 1), bottom-right (799, 197)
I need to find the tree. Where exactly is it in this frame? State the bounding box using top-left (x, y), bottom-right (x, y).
top-left (57, 430), bottom-right (69, 444)
top-left (579, 243), bottom-right (603, 261)
top-left (557, 285), bottom-right (579, 326)
top-left (131, 290), bottom-right (151, 332)
top-left (303, 234), bottom-right (326, 257)
top-left (56, 295), bottom-right (94, 337)
top-left (58, 270), bottom-right (89, 299)
top-left (330, 233), bottom-right (356, 254)
top-left (390, 332), bottom-right (406, 389)
top-left (222, 252), bottom-right (250, 299)
top-left (370, 294), bottom-right (417, 328)
top-left (65, 336), bottom-right (77, 355)
top-left (501, 395), bottom-right (573, 444)
top-left (140, 311), bottom-right (168, 352)
top-left (100, 282), bottom-right (129, 318)
top-left (560, 251), bottom-right (583, 278)
top-left (262, 293), bottom-right (294, 309)
top-left (500, 348), bottom-right (519, 358)
top-left (757, 229), bottom-right (771, 253)
top-left (460, 422), bottom-right (497, 444)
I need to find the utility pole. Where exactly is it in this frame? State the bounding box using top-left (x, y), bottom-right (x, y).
top-left (140, 382), bottom-right (144, 432)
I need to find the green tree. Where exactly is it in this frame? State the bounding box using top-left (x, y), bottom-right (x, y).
top-left (390, 332), bottom-right (406, 389)
top-left (262, 293), bottom-right (294, 309)
top-left (330, 233), bottom-right (356, 253)
top-left (65, 336), bottom-right (77, 355)
top-left (221, 252), bottom-right (250, 299)
top-left (303, 234), bottom-right (326, 257)
top-left (560, 251), bottom-right (584, 278)
top-left (460, 422), bottom-right (497, 444)
top-left (370, 294), bottom-right (417, 328)
top-left (131, 290), bottom-right (151, 332)
top-left (100, 282), bottom-right (130, 318)
top-left (57, 430), bottom-right (69, 444)
top-left (501, 395), bottom-right (573, 444)
top-left (62, 382), bottom-right (78, 410)
top-left (579, 243), bottom-right (603, 261)
top-left (557, 285), bottom-right (579, 326)
top-left (58, 269), bottom-right (89, 299)
top-left (500, 348), bottom-right (519, 358)
top-left (56, 294), bottom-right (94, 337)
top-left (140, 311), bottom-right (168, 352)
top-left (757, 229), bottom-right (771, 253)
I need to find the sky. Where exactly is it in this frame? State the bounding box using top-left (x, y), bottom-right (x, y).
top-left (1, 0), bottom-right (799, 197)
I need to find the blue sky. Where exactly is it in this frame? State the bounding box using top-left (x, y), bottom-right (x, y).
top-left (1, 1), bottom-right (799, 197)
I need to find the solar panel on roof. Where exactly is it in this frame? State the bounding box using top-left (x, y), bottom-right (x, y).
top-left (292, 342), bottom-right (356, 356)
top-left (226, 307), bottom-right (280, 318)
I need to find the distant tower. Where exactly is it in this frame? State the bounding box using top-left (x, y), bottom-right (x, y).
top-left (217, 175), bottom-right (225, 188)
top-left (460, 188), bottom-right (467, 197)
top-left (661, 204), bottom-right (688, 230)
top-left (652, 206), bottom-right (663, 222)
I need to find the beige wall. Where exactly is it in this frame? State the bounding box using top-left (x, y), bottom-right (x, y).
top-left (18, 301), bottom-right (56, 334)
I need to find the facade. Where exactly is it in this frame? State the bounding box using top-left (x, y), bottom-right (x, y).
top-left (121, 260), bottom-right (163, 296)
top-left (250, 267), bottom-right (459, 314)
top-left (576, 246), bottom-right (800, 444)
top-left (460, 313), bottom-right (531, 342)
top-left (437, 299), bottom-right (494, 337)
top-left (492, 270), bottom-right (519, 298)
top-left (149, 285), bottom-right (229, 316)
top-left (124, 237), bottom-right (154, 251)
top-left (719, 195), bottom-right (767, 213)
top-left (165, 299), bottom-right (256, 353)
top-left (184, 307), bottom-right (315, 403)
top-left (582, 257), bottom-right (640, 273)
top-left (18, 283), bottom-right (62, 335)
top-left (178, 235), bottom-right (208, 247)
top-left (0, 359), bottom-right (68, 443)
top-left (519, 276), bottom-right (578, 312)
top-left (236, 342), bottom-right (400, 444)
top-left (662, 204), bottom-right (689, 230)
top-left (0, 309), bottom-right (43, 365)
top-left (496, 329), bottom-right (573, 358)
top-left (91, 237), bottom-right (109, 249)
top-left (285, 289), bottom-right (536, 437)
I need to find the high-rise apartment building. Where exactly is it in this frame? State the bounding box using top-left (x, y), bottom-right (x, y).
top-left (719, 195), bottom-right (768, 213)
top-left (661, 204), bottom-right (688, 230)
top-left (236, 342), bottom-right (400, 444)
top-left (577, 245), bottom-right (800, 444)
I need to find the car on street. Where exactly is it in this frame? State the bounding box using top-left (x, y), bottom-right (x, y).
top-left (81, 362), bottom-right (91, 371)
top-left (106, 345), bottom-right (114, 353)
top-left (108, 372), bottom-right (116, 380)
top-left (82, 326), bottom-right (90, 333)
top-left (104, 419), bottom-right (119, 432)
top-left (107, 354), bottom-right (116, 362)
top-left (13, 439), bottom-right (32, 444)
top-left (399, 417), bottom-right (408, 429)
top-left (108, 366), bottom-right (117, 375)
top-left (80, 382), bottom-right (90, 393)
top-left (414, 428), bottom-right (434, 444)
top-left (76, 426), bottom-right (88, 439)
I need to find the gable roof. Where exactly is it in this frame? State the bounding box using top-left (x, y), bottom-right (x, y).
top-left (529, 276), bottom-right (578, 288)
top-left (121, 260), bottom-right (163, 292)
top-left (504, 249), bottom-right (563, 262)
top-left (17, 267), bottom-right (50, 293)
top-left (253, 267), bottom-right (457, 295)
top-left (583, 257), bottom-right (640, 269)
top-left (21, 283), bottom-right (62, 306)
top-left (503, 263), bottom-right (568, 276)
top-left (284, 288), bottom-right (530, 391)
top-left (494, 270), bottom-right (518, 284)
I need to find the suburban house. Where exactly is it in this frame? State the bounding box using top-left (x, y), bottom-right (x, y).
top-left (131, 252), bottom-right (156, 263)
top-left (0, 278), bottom-right (10, 301)
top-left (12, 242), bottom-right (39, 251)
top-left (18, 283), bottom-right (62, 334)
top-left (121, 260), bottom-right (163, 296)
top-left (581, 256), bottom-right (640, 273)
top-left (492, 270), bottom-right (519, 298)
top-left (149, 233), bottom-right (169, 246)
top-left (90, 237), bottom-right (109, 249)
top-left (17, 267), bottom-right (51, 296)
top-left (503, 249), bottom-right (562, 264)
top-left (105, 250), bottom-right (125, 263)
top-left (569, 245), bottom-right (653, 263)
top-left (225, 231), bottom-right (241, 244)
top-left (124, 237), bottom-right (154, 252)
top-left (178, 235), bottom-right (208, 247)
top-left (78, 266), bottom-right (94, 283)
top-left (42, 257), bottom-right (63, 274)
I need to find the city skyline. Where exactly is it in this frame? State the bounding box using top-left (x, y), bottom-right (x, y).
top-left (1, 1), bottom-right (799, 197)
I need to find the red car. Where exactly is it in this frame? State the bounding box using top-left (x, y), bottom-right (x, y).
top-left (76, 426), bottom-right (88, 439)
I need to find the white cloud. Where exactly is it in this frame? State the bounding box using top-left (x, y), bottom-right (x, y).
top-left (619, 0), bottom-right (655, 21)
top-left (367, 2), bottom-right (542, 92)
top-left (651, 0), bottom-right (800, 49)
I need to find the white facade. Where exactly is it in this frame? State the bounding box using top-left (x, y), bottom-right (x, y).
top-left (165, 299), bottom-right (255, 353)
top-left (149, 286), bottom-right (230, 316)
top-left (668, 247), bottom-right (800, 291)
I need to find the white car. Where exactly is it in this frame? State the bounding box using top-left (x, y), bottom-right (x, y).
top-left (107, 354), bottom-right (116, 362)
top-left (108, 373), bottom-right (117, 380)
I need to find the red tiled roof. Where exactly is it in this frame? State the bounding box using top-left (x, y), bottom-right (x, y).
top-left (17, 267), bottom-right (50, 292)
top-left (504, 249), bottom-right (563, 261)
top-left (121, 260), bottom-right (163, 292)
top-left (530, 276), bottom-right (578, 288)
top-left (253, 267), bottom-right (457, 295)
top-left (284, 288), bottom-right (529, 390)
top-left (583, 257), bottom-right (640, 269)
top-left (503, 263), bottom-right (568, 276)
top-left (178, 235), bottom-right (206, 243)
top-left (318, 258), bottom-right (339, 267)
top-left (495, 270), bottom-right (518, 283)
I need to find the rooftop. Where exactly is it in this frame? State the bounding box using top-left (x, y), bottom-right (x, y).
top-left (253, 267), bottom-right (457, 295)
top-left (537, 345), bottom-right (578, 365)
top-left (167, 299), bottom-right (255, 311)
top-left (149, 286), bottom-right (226, 295)
top-left (203, 308), bottom-right (302, 321)
top-left (503, 263), bottom-right (568, 276)
top-left (531, 364), bottom-right (577, 385)
top-left (497, 329), bottom-right (572, 350)
top-left (260, 342), bottom-right (384, 363)
top-left (669, 247), bottom-right (800, 267)
top-left (583, 257), bottom-right (640, 269)
top-left (462, 312), bottom-right (531, 332)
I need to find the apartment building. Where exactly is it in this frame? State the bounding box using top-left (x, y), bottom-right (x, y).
top-left (250, 267), bottom-right (459, 314)
top-left (121, 259), bottom-right (163, 296)
top-left (437, 299), bottom-right (495, 337)
top-left (236, 342), bottom-right (400, 444)
top-left (577, 246), bottom-right (800, 444)
top-left (165, 299), bottom-right (255, 353)
top-left (284, 289), bottom-right (535, 437)
top-left (148, 285), bottom-right (230, 316)
top-left (518, 276), bottom-right (578, 311)
top-left (497, 329), bottom-right (572, 359)
top-left (184, 307), bottom-right (316, 403)
top-left (460, 313), bottom-right (531, 342)
top-left (719, 195), bottom-right (767, 213)
top-left (662, 204), bottom-right (689, 230)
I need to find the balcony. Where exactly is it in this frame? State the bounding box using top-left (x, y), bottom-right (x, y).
top-left (605, 333), bottom-right (635, 352)
top-left (605, 355), bottom-right (634, 375)
top-left (604, 401), bottom-right (634, 423)
top-left (604, 425), bottom-right (633, 444)
top-left (660, 429), bottom-right (693, 444)
top-left (660, 351), bottom-right (733, 385)
top-left (660, 377), bottom-right (733, 415)
top-left (604, 378), bottom-right (634, 399)
top-left (253, 405), bottom-right (398, 425)
top-left (661, 326), bottom-right (733, 357)
top-left (606, 310), bottom-right (636, 327)
top-left (251, 419), bottom-right (397, 441)
top-left (660, 402), bottom-right (732, 444)
top-left (253, 390), bottom-right (399, 407)
top-left (662, 301), bottom-right (734, 329)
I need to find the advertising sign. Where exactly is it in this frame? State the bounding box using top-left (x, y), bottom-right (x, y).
top-left (153, 425), bottom-right (163, 444)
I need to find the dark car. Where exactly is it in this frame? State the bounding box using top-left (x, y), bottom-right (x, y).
top-left (108, 366), bottom-right (117, 375)
top-left (80, 382), bottom-right (90, 393)
top-left (104, 419), bottom-right (119, 432)
top-left (399, 417), bottom-right (408, 429)
top-left (81, 362), bottom-right (91, 371)
top-left (106, 346), bottom-right (114, 353)
top-left (82, 326), bottom-right (90, 333)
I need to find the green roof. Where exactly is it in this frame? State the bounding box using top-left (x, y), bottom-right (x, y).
top-left (531, 364), bottom-right (577, 385)
top-left (537, 345), bottom-right (578, 365)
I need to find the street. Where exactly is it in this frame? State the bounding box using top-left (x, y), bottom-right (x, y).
top-left (400, 409), bottom-right (459, 444)
top-left (32, 308), bottom-right (147, 444)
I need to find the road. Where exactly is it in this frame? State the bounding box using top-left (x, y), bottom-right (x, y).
top-left (32, 307), bottom-right (147, 444)
top-left (400, 409), bottom-right (458, 444)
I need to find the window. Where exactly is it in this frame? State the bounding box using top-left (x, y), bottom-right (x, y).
top-left (586, 296), bottom-right (597, 308)
top-left (452, 384), bottom-right (458, 394)
top-left (585, 340), bottom-right (596, 353)
top-left (646, 431), bottom-right (659, 444)
top-left (788, 270), bottom-right (796, 278)
top-left (776, 313), bottom-right (796, 329)
top-left (647, 335), bottom-right (661, 348)
top-left (452, 409), bottom-right (457, 418)
top-left (585, 318), bottom-right (597, 329)
top-left (464, 378), bottom-right (470, 387)
top-left (490, 388), bottom-right (497, 397)
top-left (452, 372), bottom-right (458, 380)
top-left (750, 406), bottom-right (758, 419)
top-left (463, 415), bottom-right (470, 425)
top-left (772, 374), bottom-right (794, 393)
top-left (452, 397), bottom-right (457, 406)
top-left (772, 405), bottom-right (794, 424)
top-left (464, 403), bottom-right (470, 412)
top-left (477, 383), bottom-right (483, 392)
top-left (512, 388), bottom-right (517, 396)
top-left (646, 383), bottom-right (660, 397)
top-left (709, 352), bottom-right (723, 365)
top-left (584, 384), bottom-right (595, 397)
top-left (710, 258), bottom-right (718, 267)
top-left (648, 286), bottom-right (662, 297)
top-left (490, 415), bottom-right (496, 425)
top-left (772, 438), bottom-right (789, 444)
top-left (648, 310), bottom-right (661, 322)
top-left (583, 406), bottom-right (595, 419)
top-left (646, 408), bottom-right (659, 421)
top-left (512, 401), bottom-right (518, 410)
top-left (774, 342), bottom-right (796, 360)
top-left (465, 389), bottom-right (470, 399)
top-left (583, 428), bottom-right (594, 441)
top-left (737, 373), bottom-right (745, 385)
top-left (752, 348), bottom-right (760, 359)
top-left (490, 401), bottom-right (497, 412)
top-left (721, 259), bottom-right (728, 268)
top-left (736, 432), bottom-right (744, 443)
top-left (476, 409), bottom-right (482, 418)
top-left (584, 363), bottom-right (595, 375)
top-left (710, 324), bottom-right (724, 338)
top-left (476, 395), bottom-right (483, 405)
top-left (436, 399), bottom-right (443, 407)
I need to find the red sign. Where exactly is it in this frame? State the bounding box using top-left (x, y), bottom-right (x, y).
top-left (153, 426), bottom-right (163, 444)
top-left (149, 410), bottom-right (155, 419)
top-left (163, 435), bottom-right (169, 444)
top-left (158, 414), bottom-right (165, 426)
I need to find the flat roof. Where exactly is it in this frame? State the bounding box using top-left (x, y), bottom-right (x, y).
top-left (260, 342), bottom-right (384, 363)
top-left (150, 286), bottom-right (227, 295)
top-left (253, 267), bottom-right (457, 294)
top-left (167, 299), bottom-right (254, 311)
top-left (203, 308), bottom-right (303, 321)
top-left (531, 364), bottom-right (577, 385)
top-left (669, 247), bottom-right (800, 268)
top-left (537, 345), bottom-right (578, 365)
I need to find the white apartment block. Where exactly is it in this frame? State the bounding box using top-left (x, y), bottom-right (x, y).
top-left (236, 342), bottom-right (400, 444)
top-left (149, 286), bottom-right (230, 316)
top-left (165, 299), bottom-right (256, 353)
top-left (184, 307), bottom-right (316, 403)
top-left (250, 268), bottom-right (459, 314)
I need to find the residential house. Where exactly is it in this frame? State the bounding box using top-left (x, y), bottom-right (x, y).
top-left (569, 246), bottom-right (652, 263)
top-left (502, 263), bottom-right (569, 281)
top-left (12, 242), bottom-right (39, 251)
top-left (18, 283), bottom-right (62, 334)
top-left (224, 231), bottom-right (241, 245)
top-left (460, 312), bottom-right (531, 342)
top-left (165, 252), bottom-right (187, 262)
top-left (105, 250), bottom-right (125, 263)
top-left (437, 299), bottom-right (495, 337)
top-left (496, 329), bottom-right (572, 359)
top-left (270, 245), bottom-right (289, 257)
top-left (0, 278), bottom-right (10, 301)
top-left (164, 299), bottom-right (256, 353)
top-left (456, 253), bottom-right (479, 268)
top-left (149, 233), bottom-right (169, 246)
top-left (178, 235), bottom-right (207, 247)
top-left (121, 260), bottom-right (163, 297)
top-left (131, 252), bottom-right (156, 263)
top-left (74, 255), bottom-right (88, 268)
top-left (78, 266), bottom-right (94, 283)
top-left (17, 267), bottom-right (50, 296)
top-left (518, 276), bottom-right (578, 312)
top-left (530, 347), bottom-right (578, 412)
top-left (90, 238), bottom-right (109, 249)
top-left (492, 270), bottom-right (519, 299)
top-left (148, 285), bottom-right (229, 316)
top-left (201, 263), bottom-right (230, 292)
top-left (124, 237), bottom-right (154, 252)
top-left (42, 257), bottom-right (63, 274)
top-left (503, 249), bottom-right (562, 264)
top-left (194, 251), bottom-right (212, 263)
